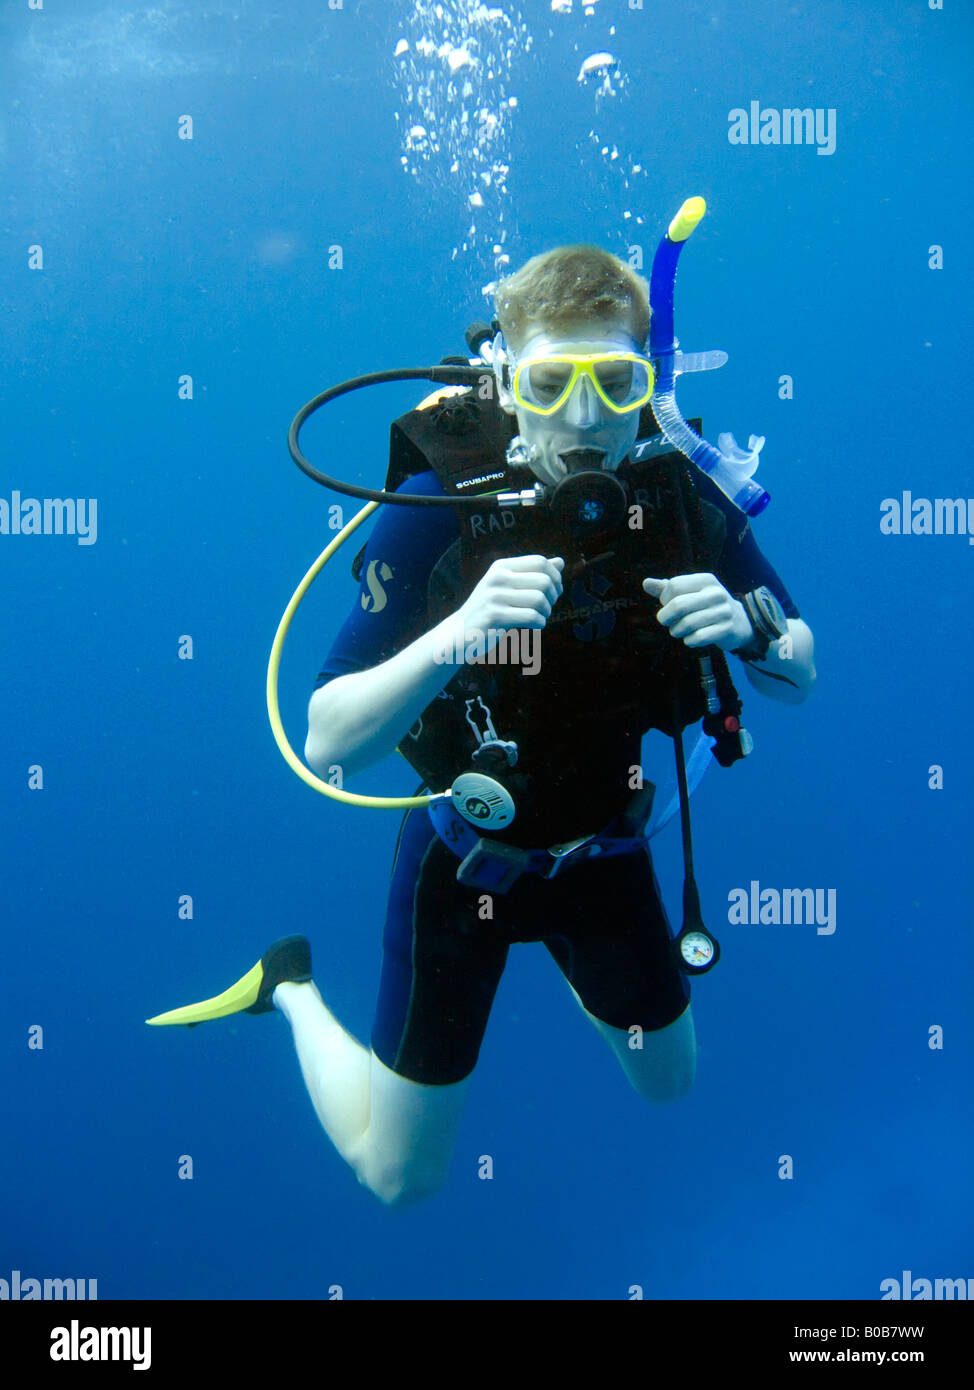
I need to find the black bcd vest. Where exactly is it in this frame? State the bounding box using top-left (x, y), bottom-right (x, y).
top-left (357, 387), bottom-right (745, 834)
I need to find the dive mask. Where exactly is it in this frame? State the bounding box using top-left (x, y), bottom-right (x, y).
top-left (511, 351), bottom-right (655, 416)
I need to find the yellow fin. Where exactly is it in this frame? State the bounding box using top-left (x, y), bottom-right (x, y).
top-left (145, 959), bottom-right (264, 1027)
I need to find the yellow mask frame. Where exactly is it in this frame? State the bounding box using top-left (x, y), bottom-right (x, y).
top-left (511, 351), bottom-right (655, 416)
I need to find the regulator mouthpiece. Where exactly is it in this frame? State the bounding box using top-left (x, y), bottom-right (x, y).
top-left (557, 447), bottom-right (609, 473)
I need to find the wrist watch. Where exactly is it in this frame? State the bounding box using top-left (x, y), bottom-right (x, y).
top-left (732, 586), bottom-right (789, 662)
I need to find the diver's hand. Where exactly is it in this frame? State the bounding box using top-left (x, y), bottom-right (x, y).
top-left (642, 573), bottom-right (752, 651)
top-left (458, 554), bottom-right (564, 636)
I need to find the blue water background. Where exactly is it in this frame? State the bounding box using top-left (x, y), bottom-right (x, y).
top-left (2, 0), bottom-right (971, 1300)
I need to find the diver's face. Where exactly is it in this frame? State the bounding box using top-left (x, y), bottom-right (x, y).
top-left (498, 317), bottom-right (646, 486)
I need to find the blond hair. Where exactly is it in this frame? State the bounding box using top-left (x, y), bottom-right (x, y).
top-left (493, 245), bottom-right (651, 355)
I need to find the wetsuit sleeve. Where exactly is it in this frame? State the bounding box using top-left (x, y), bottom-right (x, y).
top-left (313, 471), bottom-right (460, 690)
top-left (718, 523), bottom-right (801, 620)
top-left (693, 466), bottom-right (801, 619)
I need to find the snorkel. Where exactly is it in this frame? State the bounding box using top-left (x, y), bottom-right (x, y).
top-left (643, 197), bottom-right (770, 517)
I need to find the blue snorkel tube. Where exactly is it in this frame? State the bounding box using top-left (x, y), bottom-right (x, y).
top-left (644, 197), bottom-right (770, 517)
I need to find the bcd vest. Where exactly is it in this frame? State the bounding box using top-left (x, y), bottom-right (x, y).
top-left (359, 389), bottom-right (744, 843)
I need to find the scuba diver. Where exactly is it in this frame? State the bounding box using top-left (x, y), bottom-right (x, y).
top-left (147, 198), bottom-right (815, 1208)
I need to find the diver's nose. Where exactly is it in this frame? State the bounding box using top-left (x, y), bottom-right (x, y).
top-left (564, 373), bottom-right (601, 428)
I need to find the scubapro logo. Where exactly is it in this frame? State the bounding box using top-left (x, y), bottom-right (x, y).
top-left (570, 573), bottom-right (616, 641)
top-left (361, 560), bottom-right (393, 613)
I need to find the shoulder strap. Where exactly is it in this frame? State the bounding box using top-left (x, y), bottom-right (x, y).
top-left (388, 387), bottom-right (517, 496)
top-left (350, 387), bottom-right (519, 582)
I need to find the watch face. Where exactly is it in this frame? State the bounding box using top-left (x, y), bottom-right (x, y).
top-left (680, 931), bottom-right (715, 967)
top-left (755, 586), bottom-right (788, 637)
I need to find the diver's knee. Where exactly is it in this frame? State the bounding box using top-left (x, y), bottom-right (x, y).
top-left (351, 1139), bottom-right (452, 1208)
top-left (375, 1181), bottom-right (439, 1210)
top-left (352, 1056), bottom-right (469, 1207)
top-left (361, 1164), bottom-right (447, 1209)
top-left (633, 1062), bottom-right (696, 1104)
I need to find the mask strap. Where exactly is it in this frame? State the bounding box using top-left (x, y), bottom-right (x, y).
top-left (489, 332), bottom-right (512, 392)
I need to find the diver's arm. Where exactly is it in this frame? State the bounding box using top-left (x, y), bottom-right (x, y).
top-left (305, 615), bottom-right (469, 779)
top-left (643, 573), bottom-right (815, 706)
top-left (738, 617), bottom-right (816, 705)
top-left (306, 555), bottom-right (564, 778)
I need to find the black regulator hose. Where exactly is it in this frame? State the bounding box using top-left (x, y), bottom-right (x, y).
top-left (287, 364), bottom-right (497, 508)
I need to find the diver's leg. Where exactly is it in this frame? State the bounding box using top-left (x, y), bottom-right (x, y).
top-left (271, 979), bottom-right (370, 1162)
top-left (272, 979), bottom-right (472, 1208)
top-left (543, 849), bottom-right (696, 1102)
top-left (274, 811), bottom-right (506, 1207)
top-left (352, 1049), bottom-right (472, 1207)
top-left (575, 995), bottom-right (696, 1102)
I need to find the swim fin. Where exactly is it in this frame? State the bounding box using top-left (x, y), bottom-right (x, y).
top-left (145, 935), bottom-right (312, 1027)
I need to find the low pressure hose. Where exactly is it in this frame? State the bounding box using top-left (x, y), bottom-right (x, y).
top-left (266, 500), bottom-right (433, 809)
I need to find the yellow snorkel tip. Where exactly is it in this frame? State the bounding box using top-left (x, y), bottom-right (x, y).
top-left (668, 196), bottom-right (707, 243)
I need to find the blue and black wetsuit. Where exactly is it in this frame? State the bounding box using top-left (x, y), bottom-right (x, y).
top-left (315, 468), bottom-right (799, 1085)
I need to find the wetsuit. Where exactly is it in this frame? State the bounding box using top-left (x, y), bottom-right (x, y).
top-left (315, 468), bottom-right (799, 1085)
